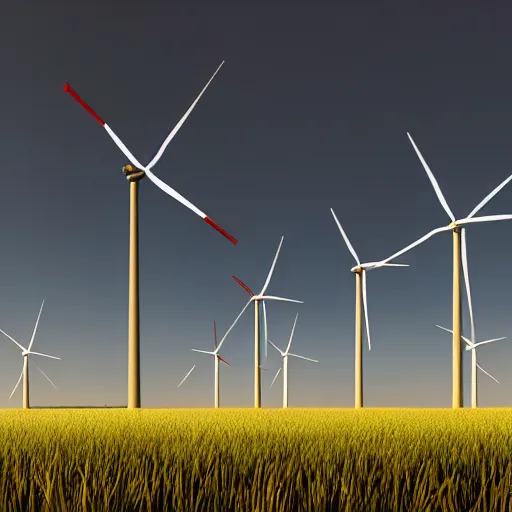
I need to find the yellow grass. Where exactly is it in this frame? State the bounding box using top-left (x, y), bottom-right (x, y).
top-left (0, 408), bottom-right (511, 511)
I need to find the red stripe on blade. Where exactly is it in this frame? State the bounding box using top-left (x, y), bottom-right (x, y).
top-left (63, 83), bottom-right (105, 126)
top-left (204, 217), bottom-right (238, 245)
top-left (217, 355), bottom-right (231, 366)
top-left (232, 276), bottom-right (254, 297)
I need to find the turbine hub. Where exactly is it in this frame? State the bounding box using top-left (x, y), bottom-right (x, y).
top-left (448, 220), bottom-right (459, 230)
top-left (122, 164), bottom-right (146, 182)
top-left (351, 266), bottom-right (363, 274)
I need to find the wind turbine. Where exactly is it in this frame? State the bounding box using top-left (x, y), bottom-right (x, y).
top-left (64, 62), bottom-right (237, 409)
top-left (0, 300), bottom-right (61, 409)
top-left (188, 321), bottom-right (231, 408)
top-left (268, 313), bottom-right (318, 408)
top-left (375, 132), bottom-right (512, 408)
top-left (330, 209), bottom-right (408, 408)
top-left (216, 236), bottom-right (302, 408)
top-left (436, 325), bottom-right (505, 408)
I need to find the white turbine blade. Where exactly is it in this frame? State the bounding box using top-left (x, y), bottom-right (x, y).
top-left (474, 337), bottom-right (507, 348)
top-left (375, 225), bottom-right (451, 268)
top-left (284, 313), bottom-right (299, 354)
top-left (270, 367), bottom-right (281, 388)
top-left (460, 229), bottom-right (475, 343)
top-left (191, 349), bottom-right (215, 355)
top-left (261, 301), bottom-right (269, 360)
top-left (104, 124), bottom-right (146, 169)
top-left (37, 365), bottom-right (57, 390)
top-left (457, 214), bottom-right (512, 225)
top-left (380, 263), bottom-right (409, 267)
top-left (9, 366), bottom-right (24, 400)
top-left (259, 237), bottom-right (284, 295)
top-left (287, 352), bottom-right (319, 363)
top-left (259, 296), bottom-right (303, 304)
top-left (330, 208), bottom-right (360, 265)
top-left (178, 365), bottom-right (196, 387)
top-left (466, 174), bottom-right (512, 219)
top-left (362, 270), bottom-right (371, 351)
top-left (0, 328), bottom-right (27, 352)
top-left (215, 300), bottom-right (252, 353)
top-left (146, 62), bottom-right (225, 170)
top-left (28, 351), bottom-right (61, 360)
top-left (142, 167), bottom-right (206, 217)
top-left (268, 339), bottom-right (284, 356)
top-left (28, 300), bottom-right (45, 352)
top-left (436, 324), bottom-right (474, 347)
top-left (476, 362), bottom-right (500, 384)
top-left (407, 132), bottom-right (455, 222)
top-left (436, 324), bottom-right (453, 334)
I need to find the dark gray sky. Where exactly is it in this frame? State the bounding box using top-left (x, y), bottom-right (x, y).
top-left (1, 0), bottom-right (512, 408)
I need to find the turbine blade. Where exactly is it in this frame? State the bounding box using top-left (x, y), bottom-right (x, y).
top-left (29, 351), bottom-right (60, 360)
top-left (374, 225), bottom-right (451, 268)
top-left (270, 367), bottom-right (281, 388)
top-left (268, 339), bottom-right (284, 355)
top-left (146, 62), bottom-right (225, 170)
top-left (215, 300), bottom-right (252, 353)
top-left (436, 324), bottom-right (474, 346)
top-left (259, 296), bottom-right (303, 304)
top-left (287, 352), bottom-right (319, 363)
top-left (0, 328), bottom-right (27, 352)
top-left (63, 83), bottom-right (106, 126)
top-left (28, 300), bottom-right (45, 352)
top-left (476, 362), bottom-right (500, 384)
top-left (37, 366), bottom-right (58, 390)
top-left (213, 321), bottom-right (217, 348)
top-left (191, 349), bottom-right (214, 355)
top-left (457, 214), bottom-right (512, 225)
top-left (143, 166), bottom-right (237, 244)
top-left (178, 365), bottom-right (196, 387)
top-left (285, 313), bottom-right (299, 354)
top-left (262, 301), bottom-right (268, 360)
top-left (217, 354), bottom-right (231, 366)
top-left (466, 174), bottom-right (512, 219)
top-left (260, 237), bottom-right (284, 295)
top-left (9, 366), bottom-right (24, 400)
top-left (362, 270), bottom-right (371, 351)
top-left (380, 263), bottom-right (409, 267)
top-left (460, 229), bottom-right (476, 343)
top-left (232, 276), bottom-right (255, 297)
top-left (330, 209), bottom-right (360, 265)
top-left (474, 337), bottom-right (507, 348)
top-left (407, 133), bottom-right (455, 221)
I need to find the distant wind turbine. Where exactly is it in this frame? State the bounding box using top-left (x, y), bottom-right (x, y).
top-left (188, 321), bottom-right (232, 408)
top-left (0, 300), bottom-right (61, 409)
top-left (216, 237), bottom-right (302, 408)
top-left (64, 62), bottom-right (237, 409)
top-left (330, 209), bottom-right (408, 408)
top-left (375, 132), bottom-right (512, 408)
top-left (269, 313), bottom-right (318, 408)
top-left (437, 325), bottom-right (505, 408)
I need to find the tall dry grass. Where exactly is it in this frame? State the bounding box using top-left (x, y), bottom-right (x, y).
top-left (0, 408), bottom-right (511, 511)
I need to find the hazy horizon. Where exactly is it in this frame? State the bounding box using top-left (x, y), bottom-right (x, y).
top-left (1, 1), bottom-right (512, 408)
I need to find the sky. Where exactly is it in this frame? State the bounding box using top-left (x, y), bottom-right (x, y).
top-left (1, 0), bottom-right (512, 408)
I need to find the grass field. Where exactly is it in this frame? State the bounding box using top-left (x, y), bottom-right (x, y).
top-left (0, 408), bottom-right (511, 511)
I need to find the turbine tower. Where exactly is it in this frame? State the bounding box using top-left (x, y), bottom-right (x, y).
top-left (268, 313), bottom-right (318, 408)
top-left (0, 300), bottom-right (61, 409)
top-left (64, 63), bottom-right (237, 408)
top-left (330, 209), bottom-right (408, 408)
